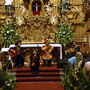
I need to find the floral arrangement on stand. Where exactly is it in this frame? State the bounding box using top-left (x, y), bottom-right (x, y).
top-left (1, 24), bottom-right (20, 47)
top-left (0, 60), bottom-right (16, 90)
top-left (56, 22), bottom-right (73, 47)
top-left (62, 65), bottom-right (90, 90)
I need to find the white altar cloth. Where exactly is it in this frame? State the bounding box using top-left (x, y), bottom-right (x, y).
top-left (1, 44), bottom-right (62, 59)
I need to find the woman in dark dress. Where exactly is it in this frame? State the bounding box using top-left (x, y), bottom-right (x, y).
top-left (30, 49), bottom-right (40, 74)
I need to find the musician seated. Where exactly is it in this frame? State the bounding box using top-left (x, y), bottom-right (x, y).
top-left (9, 40), bottom-right (24, 68)
top-left (30, 49), bottom-right (40, 74)
top-left (42, 39), bottom-right (53, 67)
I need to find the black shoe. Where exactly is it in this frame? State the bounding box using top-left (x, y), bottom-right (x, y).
top-left (43, 64), bottom-right (47, 67)
top-left (32, 71), bottom-right (36, 75)
top-left (35, 71), bottom-right (38, 75)
top-left (20, 65), bottom-right (24, 67)
top-left (16, 66), bottom-right (20, 68)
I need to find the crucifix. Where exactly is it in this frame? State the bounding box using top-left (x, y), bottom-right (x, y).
top-left (34, 3), bottom-right (40, 12)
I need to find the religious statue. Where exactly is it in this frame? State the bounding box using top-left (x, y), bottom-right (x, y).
top-left (34, 3), bottom-right (40, 12)
top-left (32, 2), bottom-right (41, 16)
top-left (62, 0), bottom-right (70, 11)
top-left (51, 15), bottom-right (57, 25)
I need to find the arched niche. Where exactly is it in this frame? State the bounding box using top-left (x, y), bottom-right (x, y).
top-left (29, 0), bottom-right (45, 16)
top-left (32, 0), bottom-right (42, 16)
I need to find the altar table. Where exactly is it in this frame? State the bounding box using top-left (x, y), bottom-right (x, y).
top-left (1, 44), bottom-right (62, 60)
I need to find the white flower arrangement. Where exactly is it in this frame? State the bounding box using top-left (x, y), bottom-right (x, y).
top-left (1, 24), bottom-right (19, 47)
top-left (7, 31), bottom-right (9, 33)
top-left (56, 22), bottom-right (73, 47)
top-left (10, 29), bottom-right (14, 32)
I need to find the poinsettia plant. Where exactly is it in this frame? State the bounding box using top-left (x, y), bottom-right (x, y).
top-left (1, 24), bottom-right (20, 47)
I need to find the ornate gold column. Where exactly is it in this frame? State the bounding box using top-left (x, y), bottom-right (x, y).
top-left (0, 0), bottom-right (6, 25)
top-left (87, 29), bottom-right (90, 51)
top-left (13, 0), bottom-right (24, 17)
top-left (0, 0), bottom-right (6, 43)
top-left (68, 0), bottom-right (86, 42)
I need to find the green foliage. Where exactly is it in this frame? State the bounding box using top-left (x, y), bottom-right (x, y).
top-left (56, 22), bottom-right (73, 47)
top-left (0, 62), bottom-right (16, 90)
top-left (1, 24), bottom-right (20, 47)
top-left (62, 65), bottom-right (90, 90)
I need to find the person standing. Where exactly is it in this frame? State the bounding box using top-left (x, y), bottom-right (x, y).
top-left (72, 41), bottom-right (80, 52)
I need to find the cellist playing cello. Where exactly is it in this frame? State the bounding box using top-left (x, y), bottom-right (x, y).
top-left (42, 39), bottom-right (53, 67)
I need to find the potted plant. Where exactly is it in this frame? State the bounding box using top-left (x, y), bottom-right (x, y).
top-left (61, 65), bottom-right (90, 90)
top-left (0, 60), bottom-right (16, 90)
top-left (1, 24), bottom-right (19, 48)
top-left (56, 22), bottom-right (73, 48)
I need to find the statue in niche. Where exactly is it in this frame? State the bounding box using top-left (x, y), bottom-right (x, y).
top-left (32, 0), bottom-right (42, 16)
top-left (62, 0), bottom-right (70, 12)
top-left (44, 1), bottom-right (52, 15)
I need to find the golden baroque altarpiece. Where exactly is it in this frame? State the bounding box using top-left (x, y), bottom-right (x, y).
top-left (0, 0), bottom-right (90, 43)
top-left (14, 0), bottom-right (58, 43)
top-left (0, 0), bottom-right (90, 63)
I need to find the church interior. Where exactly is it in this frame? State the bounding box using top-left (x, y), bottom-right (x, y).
top-left (0, 0), bottom-right (90, 90)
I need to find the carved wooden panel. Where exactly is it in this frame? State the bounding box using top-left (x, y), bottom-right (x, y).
top-left (19, 16), bottom-right (56, 42)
